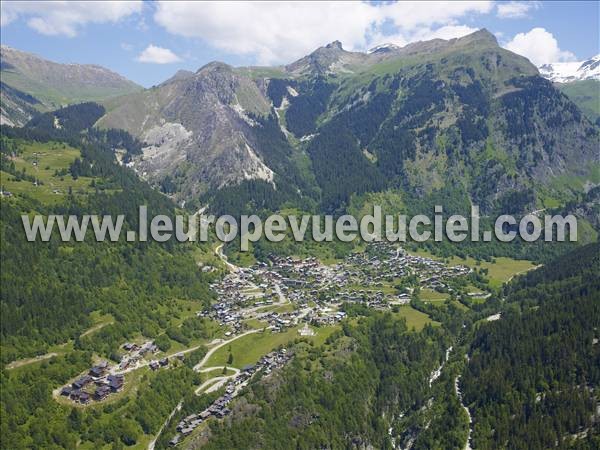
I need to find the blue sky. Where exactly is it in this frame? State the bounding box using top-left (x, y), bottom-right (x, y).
top-left (1, 1), bottom-right (598, 87)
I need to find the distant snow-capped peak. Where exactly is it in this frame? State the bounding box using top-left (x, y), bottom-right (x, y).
top-left (538, 54), bottom-right (600, 83)
top-left (368, 43), bottom-right (400, 54)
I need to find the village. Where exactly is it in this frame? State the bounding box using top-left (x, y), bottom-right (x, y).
top-left (54, 241), bottom-right (474, 446)
top-left (200, 242), bottom-right (471, 331)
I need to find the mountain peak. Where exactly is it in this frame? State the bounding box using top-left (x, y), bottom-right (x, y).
top-left (325, 40), bottom-right (343, 50)
top-left (160, 69), bottom-right (195, 86)
top-left (285, 40), bottom-right (366, 76)
top-left (197, 61), bottom-right (233, 74)
top-left (455, 28), bottom-right (498, 46)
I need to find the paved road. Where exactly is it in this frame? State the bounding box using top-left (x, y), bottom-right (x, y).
top-left (192, 328), bottom-right (262, 371)
top-left (194, 367), bottom-right (241, 395)
top-left (111, 343), bottom-right (208, 376)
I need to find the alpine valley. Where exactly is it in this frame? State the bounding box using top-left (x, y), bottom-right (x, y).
top-left (1, 28), bottom-right (599, 450)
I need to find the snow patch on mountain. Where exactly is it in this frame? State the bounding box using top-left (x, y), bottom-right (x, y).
top-left (539, 55), bottom-right (600, 83)
top-left (368, 43), bottom-right (400, 54)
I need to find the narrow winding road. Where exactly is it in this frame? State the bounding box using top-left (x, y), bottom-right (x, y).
top-left (194, 367), bottom-right (241, 395)
top-left (215, 243), bottom-right (238, 272)
top-left (192, 328), bottom-right (262, 372)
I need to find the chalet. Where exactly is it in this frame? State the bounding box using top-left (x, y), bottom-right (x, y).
top-left (149, 361), bottom-right (160, 371)
top-left (72, 375), bottom-right (92, 390)
top-left (60, 386), bottom-right (73, 397)
top-left (107, 374), bottom-right (124, 392)
top-left (169, 435), bottom-right (181, 446)
top-left (241, 364), bottom-right (255, 374)
top-left (159, 358), bottom-right (169, 367)
top-left (70, 389), bottom-right (82, 401)
top-left (89, 362), bottom-right (108, 377)
top-left (214, 408), bottom-right (231, 418)
top-left (79, 392), bottom-right (91, 404)
top-left (94, 385), bottom-right (111, 401)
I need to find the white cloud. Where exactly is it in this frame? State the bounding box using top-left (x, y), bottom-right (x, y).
top-left (496, 1), bottom-right (539, 19)
top-left (504, 27), bottom-right (576, 65)
top-left (153, 1), bottom-right (493, 64)
top-left (369, 25), bottom-right (479, 51)
top-left (376, 1), bottom-right (493, 30)
top-left (414, 25), bottom-right (480, 41)
top-left (136, 45), bottom-right (182, 64)
top-left (0, 1), bottom-right (142, 37)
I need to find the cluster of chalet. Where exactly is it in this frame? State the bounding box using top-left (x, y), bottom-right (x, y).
top-left (60, 362), bottom-right (124, 404)
top-left (199, 265), bottom-right (291, 335)
top-left (169, 349), bottom-right (291, 446)
top-left (199, 302), bottom-right (243, 329)
top-left (59, 339), bottom-right (171, 406)
top-left (255, 310), bottom-right (296, 331)
top-left (307, 309), bottom-right (347, 326)
top-left (119, 341), bottom-right (159, 371)
top-left (149, 357), bottom-right (169, 371)
top-left (209, 270), bottom-right (272, 308)
top-left (269, 256), bottom-right (344, 290)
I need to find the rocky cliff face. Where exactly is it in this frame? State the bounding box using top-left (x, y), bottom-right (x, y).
top-left (0, 82), bottom-right (40, 126)
top-left (97, 62), bottom-right (276, 202)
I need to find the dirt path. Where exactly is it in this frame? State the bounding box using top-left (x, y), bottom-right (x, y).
top-left (215, 243), bottom-right (238, 273)
top-left (506, 264), bottom-right (542, 283)
top-left (148, 399), bottom-right (183, 450)
top-left (6, 352), bottom-right (58, 369)
top-left (80, 320), bottom-right (113, 337)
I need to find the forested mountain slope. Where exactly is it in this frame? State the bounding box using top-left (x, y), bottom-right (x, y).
top-left (1, 103), bottom-right (215, 362)
top-left (97, 29), bottom-right (600, 215)
top-left (187, 314), bottom-right (451, 450)
top-left (463, 243), bottom-right (600, 449)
